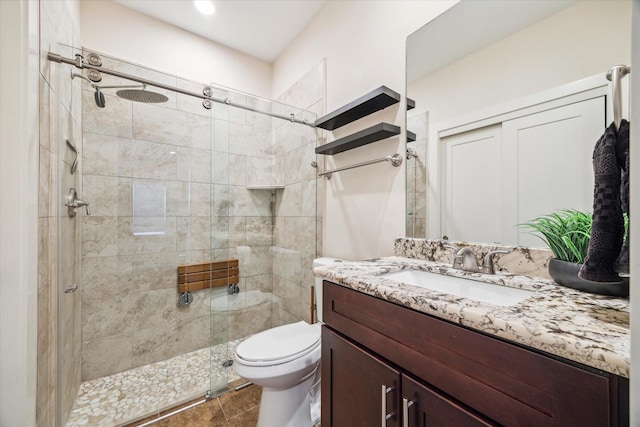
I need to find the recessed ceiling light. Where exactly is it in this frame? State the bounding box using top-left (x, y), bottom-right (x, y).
top-left (194, 0), bottom-right (215, 16)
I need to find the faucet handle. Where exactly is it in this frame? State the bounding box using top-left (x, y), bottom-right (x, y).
top-left (481, 250), bottom-right (510, 274)
top-left (443, 244), bottom-right (459, 253)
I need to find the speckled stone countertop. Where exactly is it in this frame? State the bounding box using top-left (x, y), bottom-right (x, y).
top-left (314, 256), bottom-right (630, 378)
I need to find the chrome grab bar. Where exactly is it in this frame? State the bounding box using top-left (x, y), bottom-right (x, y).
top-left (319, 154), bottom-right (403, 180)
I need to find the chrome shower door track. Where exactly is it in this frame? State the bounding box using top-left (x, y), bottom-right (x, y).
top-left (47, 52), bottom-right (315, 127)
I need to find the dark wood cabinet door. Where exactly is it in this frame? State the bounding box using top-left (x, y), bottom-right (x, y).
top-left (402, 374), bottom-right (496, 427)
top-left (322, 327), bottom-right (401, 427)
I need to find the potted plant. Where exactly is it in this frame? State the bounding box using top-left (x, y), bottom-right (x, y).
top-left (521, 209), bottom-right (628, 297)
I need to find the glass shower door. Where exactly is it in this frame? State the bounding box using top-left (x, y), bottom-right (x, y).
top-left (56, 48), bottom-right (230, 425)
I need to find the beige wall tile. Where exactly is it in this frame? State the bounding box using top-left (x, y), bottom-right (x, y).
top-left (82, 216), bottom-right (118, 257)
top-left (133, 103), bottom-right (211, 149)
top-left (229, 186), bottom-right (270, 217)
top-left (177, 217), bottom-right (211, 252)
top-left (83, 90), bottom-right (133, 138)
top-left (117, 216), bottom-right (177, 255)
top-left (82, 174), bottom-right (119, 216)
top-left (228, 154), bottom-right (247, 186)
top-left (177, 146), bottom-right (211, 183)
top-left (236, 246), bottom-right (272, 277)
top-left (82, 132), bottom-right (121, 176)
top-left (118, 138), bottom-right (177, 180)
top-left (245, 217), bottom-right (271, 246)
top-left (81, 334), bottom-right (133, 381)
top-left (277, 183), bottom-right (301, 217)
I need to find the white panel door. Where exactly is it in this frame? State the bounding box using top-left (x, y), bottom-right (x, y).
top-left (501, 96), bottom-right (604, 246)
top-left (442, 125), bottom-right (502, 242)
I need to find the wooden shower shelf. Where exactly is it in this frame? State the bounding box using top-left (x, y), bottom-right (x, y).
top-left (177, 259), bottom-right (239, 292)
top-left (315, 123), bottom-right (401, 155)
top-left (314, 86), bottom-right (401, 130)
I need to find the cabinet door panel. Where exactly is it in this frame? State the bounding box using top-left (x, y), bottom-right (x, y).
top-left (442, 125), bottom-right (502, 242)
top-left (502, 96), bottom-right (604, 245)
top-left (322, 327), bottom-right (400, 427)
top-left (402, 374), bottom-right (496, 427)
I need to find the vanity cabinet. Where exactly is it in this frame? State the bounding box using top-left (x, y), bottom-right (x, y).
top-left (321, 281), bottom-right (629, 426)
top-left (324, 328), bottom-right (493, 426)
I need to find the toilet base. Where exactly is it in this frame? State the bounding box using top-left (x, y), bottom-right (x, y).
top-left (256, 370), bottom-right (317, 427)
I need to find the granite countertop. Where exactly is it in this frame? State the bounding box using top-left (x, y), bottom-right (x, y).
top-left (314, 256), bottom-right (630, 378)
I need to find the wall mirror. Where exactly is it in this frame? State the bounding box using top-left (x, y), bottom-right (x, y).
top-left (405, 0), bottom-right (631, 246)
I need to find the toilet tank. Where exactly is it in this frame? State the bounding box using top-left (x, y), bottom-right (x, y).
top-left (313, 257), bottom-right (343, 323)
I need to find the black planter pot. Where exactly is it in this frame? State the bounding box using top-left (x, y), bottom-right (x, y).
top-left (547, 258), bottom-right (629, 297)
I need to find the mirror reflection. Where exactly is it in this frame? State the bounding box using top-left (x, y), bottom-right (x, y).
top-left (406, 0), bottom-right (631, 245)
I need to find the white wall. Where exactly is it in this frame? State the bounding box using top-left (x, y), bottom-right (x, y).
top-left (0, 0), bottom-right (40, 425)
top-left (273, 1), bottom-right (457, 260)
top-left (79, 0), bottom-right (272, 98)
top-left (408, 0), bottom-right (632, 126)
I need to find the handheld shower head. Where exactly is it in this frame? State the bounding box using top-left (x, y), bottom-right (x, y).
top-left (94, 87), bottom-right (106, 108)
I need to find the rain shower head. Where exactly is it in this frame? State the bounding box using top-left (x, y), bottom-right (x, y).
top-left (115, 89), bottom-right (169, 104)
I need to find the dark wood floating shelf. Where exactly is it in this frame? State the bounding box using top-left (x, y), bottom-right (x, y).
top-left (315, 123), bottom-right (401, 155)
top-left (407, 97), bottom-right (416, 110)
top-left (407, 131), bottom-right (416, 143)
top-left (315, 86), bottom-right (401, 130)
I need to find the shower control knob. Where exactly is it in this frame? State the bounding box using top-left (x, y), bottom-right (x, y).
top-left (65, 188), bottom-right (91, 217)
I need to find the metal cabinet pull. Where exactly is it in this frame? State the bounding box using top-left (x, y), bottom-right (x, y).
top-left (402, 397), bottom-right (415, 427)
top-left (381, 384), bottom-right (395, 426)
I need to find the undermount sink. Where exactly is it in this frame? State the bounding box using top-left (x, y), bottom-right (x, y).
top-left (380, 269), bottom-right (534, 307)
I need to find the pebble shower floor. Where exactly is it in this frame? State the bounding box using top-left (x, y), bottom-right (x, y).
top-left (65, 338), bottom-right (245, 426)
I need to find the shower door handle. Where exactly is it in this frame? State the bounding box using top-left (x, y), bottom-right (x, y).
top-left (65, 188), bottom-right (91, 217)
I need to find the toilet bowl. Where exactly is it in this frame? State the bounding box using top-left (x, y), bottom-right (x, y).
top-left (233, 257), bottom-right (342, 427)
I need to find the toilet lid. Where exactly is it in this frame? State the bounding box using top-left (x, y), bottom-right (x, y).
top-left (236, 321), bottom-right (320, 364)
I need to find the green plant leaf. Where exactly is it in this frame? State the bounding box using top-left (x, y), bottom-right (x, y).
top-left (519, 209), bottom-right (592, 263)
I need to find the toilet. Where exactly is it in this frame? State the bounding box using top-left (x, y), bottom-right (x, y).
top-left (233, 257), bottom-right (342, 427)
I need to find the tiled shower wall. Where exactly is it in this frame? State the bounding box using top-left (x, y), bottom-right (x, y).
top-left (272, 62), bottom-right (325, 326)
top-left (38, 1), bottom-right (83, 425)
top-left (79, 59), bottom-right (220, 380)
top-left (78, 54), bottom-right (321, 380)
top-left (406, 112), bottom-right (428, 238)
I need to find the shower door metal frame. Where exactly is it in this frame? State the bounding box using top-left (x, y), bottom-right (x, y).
top-left (47, 52), bottom-right (315, 127)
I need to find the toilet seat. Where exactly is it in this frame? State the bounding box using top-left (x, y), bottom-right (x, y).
top-left (236, 321), bottom-right (320, 367)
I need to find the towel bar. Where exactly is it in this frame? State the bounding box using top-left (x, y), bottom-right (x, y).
top-left (606, 64), bottom-right (631, 130)
top-left (318, 154), bottom-right (403, 180)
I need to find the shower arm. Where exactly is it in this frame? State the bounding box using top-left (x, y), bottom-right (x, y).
top-left (51, 52), bottom-right (315, 127)
top-left (71, 71), bottom-right (145, 91)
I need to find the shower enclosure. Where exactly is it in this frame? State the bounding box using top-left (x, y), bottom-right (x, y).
top-left (52, 46), bottom-right (320, 426)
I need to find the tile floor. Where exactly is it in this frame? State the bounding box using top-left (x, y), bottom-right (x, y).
top-left (127, 382), bottom-right (261, 427)
top-left (65, 338), bottom-right (245, 427)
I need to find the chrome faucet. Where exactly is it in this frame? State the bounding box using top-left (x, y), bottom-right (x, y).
top-left (479, 250), bottom-right (510, 274)
top-left (447, 246), bottom-right (479, 272)
top-left (445, 245), bottom-right (509, 274)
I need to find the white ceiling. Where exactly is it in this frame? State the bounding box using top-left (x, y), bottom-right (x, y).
top-left (407, 0), bottom-right (577, 83)
top-left (111, 0), bottom-right (325, 63)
